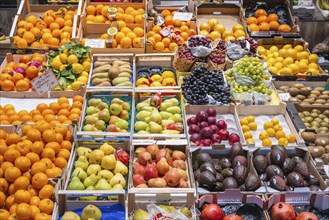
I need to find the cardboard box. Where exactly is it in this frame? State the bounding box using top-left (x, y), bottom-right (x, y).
top-left (147, 0), bottom-right (196, 20)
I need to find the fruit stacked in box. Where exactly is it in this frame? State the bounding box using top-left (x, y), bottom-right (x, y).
top-left (82, 96), bottom-right (131, 133)
top-left (66, 143), bottom-right (129, 195)
top-left (132, 204), bottom-right (192, 219)
top-left (134, 94), bottom-right (183, 135)
top-left (301, 131), bottom-right (329, 164)
top-left (131, 145), bottom-right (191, 188)
top-left (136, 67), bottom-right (177, 88)
top-left (298, 109), bottom-right (329, 134)
top-left (13, 7), bottom-right (78, 48)
top-left (0, 53), bottom-right (46, 92)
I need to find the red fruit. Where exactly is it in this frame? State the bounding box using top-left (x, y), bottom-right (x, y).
top-left (200, 204), bottom-right (224, 220)
top-left (150, 93), bottom-right (162, 107)
top-left (144, 164), bottom-right (158, 181)
top-left (187, 116), bottom-right (198, 126)
top-left (134, 147), bottom-right (146, 157)
top-left (156, 158), bottom-right (170, 175)
top-left (218, 129), bottom-right (229, 140)
top-left (178, 178), bottom-right (188, 188)
top-left (136, 183), bottom-right (148, 188)
top-left (146, 144), bottom-right (159, 159)
top-left (296, 212), bottom-right (318, 220)
top-left (201, 127), bottom-right (213, 139)
top-left (206, 108), bottom-right (217, 117)
top-left (197, 111), bottom-right (208, 122)
top-left (223, 214), bottom-right (243, 220)
top-left (172, 150), bottom-right (186, 161)
top-left (202, 138), bottom-right (213, 146)
top-left (216, 120), bottom-right (227, 130)
top-left (115, 147), bottom-right (129, 165)
top-left (133, 174), bottom-right (145, 186)
top-left (228, 133), bottom-right (240, 145)
top-left (133, 162), bottom-right (146, 176)
top-left (271, 202), bottom-right (296, 220)
top-left (163, 168), bottom-right (181, 187)
top-left (138, 151), bottom-right (152, 165)
top-left (208, 117), bottom-right (217, 125)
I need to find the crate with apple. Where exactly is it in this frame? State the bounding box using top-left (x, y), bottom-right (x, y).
top-left (129, 142), bottom-right (195, 193)
top-left (132, 91), bottom-right (186, 139)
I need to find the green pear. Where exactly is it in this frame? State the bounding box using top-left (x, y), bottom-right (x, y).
top-left (77, 147), bottom-right (92, 158)
top-left (72, 167), bottom-right (87, 182)
top-left (95, 178), bottom-right (112, 190)
top-left (115, 119), bottom-right (129, 130)
top-left (107, 183), bottom-right (124, 200)
top-left (142, 98), bottom-right (151, 104)
top-left (89, 149), bottom-right (104, 164)
top-left (75, 156), bottom-right (89, 171)
top-left (136, 111), bottom-right (151, 121)
top-left (121, 101), bottom-right (131, 111)
top-left (87, 164), bottom-right (101, 176)
top-left (142, 106), bottom-right (158, 112)
top-left (161, 119), bottom-right (175, 128)
top-left (180, 207), bottom-right (192, 218)
top-left (160, 111), bottom-right (173, 120)
top-left (109, 173), bottom-right (126, 188)
top-left (133, 209), bottom-right (149, 220)
top-left (83, 124), bottom-right (96, 131)
top-left (97, 102), bottom-right (109, 110)
top-left (136, 102), bottom-right (150, 112)
top-left (168, 114), bottom-right (183, 122)
top-left (61, 211), bottom-right (81, 220)
top-left (166, 106), bottom-right (181, 114)
top-left (99, 143), bottom-right (116, 155)
top-left (97, 109), bottom-right (110, 121)
top-left (97, 170), bottom-right (113, 180)
top-left (110, 103), bottom-right (122, 116)
top-left (80, 186), bottom-right (97, 201)
top-left (88, 98), bottom-right (102, 107)
top-left (134, 121), bottom-right (148, 132)
top-left (113, 160), bottom-right (128, 175)
top-left (84, 115), bottom-right (98, 125)
top-left (150, 110), bottom-right (162, 124)
top-left (159, 205), bottom-right (175, 212)
top-left (119, 110), bottom-right (129, 120)
top-left (111, 98), bottom-right (124, 105)
top-left (144, 117), bottom-right (151, 123)
top-left (164, 98), bottom-right (179, 106)
top-left (94, 120), bottom-right (106, 131)
top-left (109, 115), bottom-right (120, 125)
top-left (149, 121), bottom-right (163, 133)
top-left (137, 130), bottom-right (150, 134)
top-left (81, 205), bottom-right (102, 220)
top-left (101, 155), bottom-right (116, 170)
top-left (159, 102), bottom-right (173, 111)
top-left (162, 130), bottom-right (179, 134)
top-left (84, 174), bottom-right (100, 187)
top-left (86, 106), bottom-right (100, 115)
top-left (68, 177), bottom-right (85, 190)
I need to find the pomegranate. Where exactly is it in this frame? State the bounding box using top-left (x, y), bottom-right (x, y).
top-left (223, 214), bottom-right (243, 220)
top-left (271, 202), bottom-right (296, 220)
top-left (296, 212), bottom-right (318, 220)
top-left (200, 204), bottom-right (224, 220)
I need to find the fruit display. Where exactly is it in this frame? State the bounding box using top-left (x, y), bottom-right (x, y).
top-left (13, 7), bottom-right (78, 48)
top-left (186, 107), bottom-right (241, 147)
top-left (0, 95), bottom-right (83, 125)
top-left (82, 96), bottom-right (131, 133)
top-left (134, 94), bottom-right (183, 135)
top-left (301, 131), bottom-right (329, 164)
top-left (131, 145), bottom-right (190, 189)
top-left (132, 204), bottom-right (192, 219)
top-left (136, 67), bottom-right (177, 88)
top-left (318, 0), bottom-right (329, 11)
top-left (47, 42), bottom-right (91, 90)
top-left (182, 67), bottom-right (230, 105)
top-left (252, 147), bottom-right (323, 191)
top-left (239, 114), bottom-right (297, 147)
top-left (66, 144), bottom-right (129, 193)
top-left (193, 144), bottom-right (262, 192)
top-left (226, 38), bottom-right (259, 57)
top-left (90, 59), bottom-right (133, 87)
top-left (245, 5), bottom-right (292, 33)
top-left (276, 83), bottom-right (329, 106)
top-left (0, 53), bottom-right (46, 92)
top-left (298, 109), bottom-right (329, 134)
top-left (199, 19), bottom-right (246, 42)
top-left (61, 205), bottom-right (103, 220)
top-left (258, 44), bottom-right (322, 76)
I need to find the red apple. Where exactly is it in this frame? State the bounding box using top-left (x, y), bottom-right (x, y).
top-left (201, 204), bottom-right (224, 220)
top-left (144, 164), bottom-right (158, 181)
top-left (138, 151), bottom-right (152, 165)
top-left (218, 129), bottom-right (229, 140)
top-left (228, 133), bottom-right (240, 145)
top-left (133, 174), bottom-right (145, 186)
top-left (133, 161), bottom-right (145, 176)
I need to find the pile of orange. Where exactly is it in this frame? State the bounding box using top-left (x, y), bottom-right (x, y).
top-left (13, 7), bottom-right (78, 48)
top-left (0, 121), bottom-right (74, 219)
top-left (0, 95), bottom-right (83, 126)
top-left (246, 9), bottom-right (291, 32)
top-left (85, 5), bottom-right (145, 25)
top-left (0, 53), bottom-right (45, 92)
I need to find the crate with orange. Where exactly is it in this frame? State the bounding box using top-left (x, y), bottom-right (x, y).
top-left (9, 0), bottom-right (82, 51)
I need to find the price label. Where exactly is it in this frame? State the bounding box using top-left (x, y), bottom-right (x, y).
top-left (278, 93), bottom-right (291, 101)
top-left (84, 39), bottom-right (105, 48)
top-left (132, 139), bottom-right (155, 145)
top-left (31, 70), bottom-right (59, 95)
top-left (172, 12), bottom-right (193, 21)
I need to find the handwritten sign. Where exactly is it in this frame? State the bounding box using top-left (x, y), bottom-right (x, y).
top-left (31, 70), bottom-right (59, 95)
top-left (84, 39), bottom-right (105, 48)
top-left (173, 12), bottom-right (193, 21)
top-left (132, 139), bottom-right (155, 145)
top-left (278, 93), bottom-right (291, 101)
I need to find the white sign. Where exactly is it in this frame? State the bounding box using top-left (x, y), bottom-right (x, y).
top-left (173, 12), bottom-right (193, 21)
top-left (84, 39), bottom-right (106, 48)
top-left (132, 139), bottom-right (155, 145)
top-left (31, 70), bottom-right (59, 95)
top-left (278, 92), bottom-right (291, 101)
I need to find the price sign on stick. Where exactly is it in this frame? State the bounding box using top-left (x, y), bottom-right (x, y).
top-left (31, 70), bottom-right (59, 95)
top-left (173, 12), bottom-right (193, 21)
top-left (278, 93), bottom-right (291, 101)
top-left (84, 39), bottom-right (106, 48)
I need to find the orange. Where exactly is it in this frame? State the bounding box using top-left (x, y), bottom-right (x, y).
top-left (23, 31), bottom-right (35, 44)
top-left (259, 22), bottom-right (270, 31)
top-left (255, 9), bottom-right (267, 17)
top-left (16, 202), bottom-right (32, 219)
top-left (22, 171), bottom-right (31, 182)
top-left (246, 16), bottom-right (258, 25)
top-left (5, 110), bottom-right (16, 117)
top-left (34, 213), bottom-right (51, 220)
top-left (1, 161), bottom-right (13, 173)
top-left (54, 125), bottom-right (68, 137)
top-left (57, 115), bottom-right (67, 123)
top-left (5, 195), bottom-right (14, 209)
top-left (249, 24), bottom-right (260, 32)
top-left (30, 196), bottom-right (40, 206)
top-left (0, 191), bottom-right (4, 207)
top-left (120, 36), bottom-right (132, 48)
top-left (278, 24), bottom-right (291, 32)
top-left (60, 140), bottom-right (72, 150)
top-left (35, 121), bottom-right (51, 133)
top-left (48, 38), bottom-right (60, 47)
top-left (30, 109), bottom-right (41, 116)
top-left (62, 120), bottom-right (72, 125)
top-left (68, 113), bottom-right (79, 121)
top-left (275, 130), bottom-right (286, 140)
top-left (0, 129), bottom-right (7, 139)
top-left (6, 133), bottom-right (20, 145)
top-left (19, 55), bottom-right (31, 64)
top-left (164, 15), bottom-right (173, 26)
top-left (33, 114), bottom-right (44, 122)
top-left (13, 176), bottom-right (30, 191)
top-left (257, 16), bottom-right (268, 24)
top-left (4, 148), bottom-right (21, 163)
top-left (26, 152), bottom-right (40, 165)
top-left (17, 110), bottom-right (28, 117)
top-left (16, 28), bottom-right (25, 37)
top-left (25, 66), bottom-right (39, 80)
top-left (41, 148), bottom-right (55, 160)
top-left (36, 21), bottom-right (47, 30)
top-left (0, 178), bottom-right (9, 192)
top-left (14, 189), bottom-right (31, 203)
top-left (24, 22), bottom-right (34, 31)
top-left (16, 38), bottom-right (28, 48)
top-left (0, 209), bottom-right (10, 220)
top-left (169, 42), bottom-right (178, 52)
top-left (14, 156), bottom-right (31, 172)
top-left (30, 27), bottom-right (41, 38)
top-left (72, 101), bottom-right (83, 109)
top-left (39, 199), bottom-right (54, 215)
top-left (55, 17), bottom-right (65, 28)
top-left (286, 134), bottom-right (296, 143)
top-left (44, 114), bottom-right (56, 123)
top-left (86, 5), bottom-right (96, 15)
top-left (1, 79), bottom-right (15, 91)
top-left (9, 203), bottom-right (17, 214)
top-left (268, 14), bottom-right (279, 22)
top-left (60, 103), bottom-right (71, 111)
top-left (262, 138), bottom-right (272, 147)
top-left (51, 29), bottom-right (62, 38)
top-left (32, 173), bottom-right (48, 189)
top-left (5, 167), bottom-right (21, 182)
top-left (73, 95), bottom-right (83, 103)
top-left (41, 33), bottom-right (52, 44)
top-left (161, 9), bottom-right (171, 17)
top-left (152, 25), bottom-right (162, 33)
top-left (40, 158), bottom-right (53, 170)
top-left (30, 205), bottom-right (40, 218)
top-left (135, 14), bottom-right (143, 24)
top-left (49, 23), bottom-right (60, 31)
top-left (26, 15), bottom-right (38, 26)
top-left (39, 184), bottom-right (54, 200)
top-left (53, 157), bottom-right (67, 169)
top-left (56, 149), bottom-right (70, 161)
top-left (58, 97), bottom-right (69, 105)
top-left (269, 21), bottom-right (279, 30)
top-left (31, 162), bottom-right (47, 175)
top-left (45, 142), bottom-right (60, 154)
top-left (27, 129), bottom-right (41, 142)
top-left (42, 129), bottom-right (56, 143)
top-left (124, 14), bottom-right (134, 23)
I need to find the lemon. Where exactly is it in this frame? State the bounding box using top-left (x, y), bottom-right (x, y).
top-left (269, 46), bottom-right (279, 53)
top-left (279, 67), bottom-right (293, 76)
top-left (308, 68), bottom-right (319, 75)
top-left (82, 61), bottom-right (91, 71)
top-left (59, 53), bottom-right (68, 64)
top-left (286, 134), bottom-right (296, 143)
top-left (273, 124), bottom-right (282, 132)
top-left (241, 125), bottom-right (250, 133)
top-left (283, 44), bottom-right (292, 49)
top-left (309, 54), bottom-right (318, 63)
top-left (267, 58), bottom-right (276, 66)
top-left (72, 63), bottom-right (84, 74)
top-left (288, 64), bottom-right (298, 74)
top-left (263, 121), bottom-right (274, 130)
top-left (271, 118), bottom-right (279, 125)
top-left (275, 57), bottom-right (284, 63)
top-left (64, 85), bottom-right (72, 91)
top-left (283, 57), bottom-right (294, 67)
top-left (240, 118), bottom-right (249, 126)
top-left (297, 51), bottom-right (309, 60)
top-left (67, 54), bottom-right (78, 64)
top-left (259, 131), bottom-right (269, 140)
top-left (247, 115), bottom-right (255, 122)
top-left (297, 62), bottom-right (308, 73)
top-left (77, 76), bottom-right (88, 83)
top-left (273, 62), bottom-right (283, 70)
top-left (278, 137), bottom-right (288, 146)
top-left (278, 49), bottom-right (286, 58)
top-left (59, 64), bottom-right (66, 72)
top-left (162, 70), bottom-right (175, 79)
top-left (269, 67), bottom-right (278, 74)
top-left (266, 128), bottom-right (276, 137)
top-left (248, 122), bottom-right (258, 131)
top-left (294, 45), bottom-right (304, 52)
top-left (262, 138), bottom-right (272, 147)
top-left (308, 63), bottom-right (319, 70)
top-left (51, 59), bottom-right (62, 70)
top-left (258, 47), bottom-right (267, 56)
top-left (81, 71), bottom-right (89, 77)
top-left (71, 81), bottom-right (82, 90)
top-left (275, 130), bottom-right (286, 140)
top-left (244, 131), bottom-right (253, 140)
top-left (286, 48), bottom-right (297, 59)
top-left (246, 138), bottom-right (255, 144)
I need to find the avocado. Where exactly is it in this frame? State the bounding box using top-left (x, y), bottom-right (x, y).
top-left (229, 143), bottom-right (243, 160)
top-left (215, 173), bottom-right (224, 182)
top-left (221, 168), bottom-right (233, 178)
top-left (222, 177), bottom-right (238, 190)
top-left (239, 184), bottom-right (246, 191)
top-left (269, 175), bottom-right (286, 191)
top-left (200, 162), bottom-right (216, 175)
top-left (232, 155), bottom-right (248, 167)
top-left (295, 161), bottom-right (310, 180)
top-left (245, 174), bottom-right (261, 191)
top-left (198, 171), bottom-right (216, 189)
top-left (194, 169), bottom-right (200, 180)
top-left (292, 156), bottom-right (304, 164)
top-left (253, 155), bottom-right (268, 174)
top-left (270, 149), bottom-right (286, 167)
top-left (233, 165), bottom-right (248, 185)
top-left (196, 153), bottom-right (212, 167)
top-left (212, 159), bottom-right (222, 172)
top-left (282, 158), bottom-right (296, 175)
top-left (214, 182), bottom-right (223, 191)
top-left (266, 165), bottom-right (284, 179)
top-left (266, 152), bottom-right (272, 164)
top-left (259, 173), bottom-right (267, 181)
top-left (309, 175), bottom-right (319, 186)
top-left (219, 158), bottom-right (231, 168)
top-left (287, 172), bottom-right (304, 187)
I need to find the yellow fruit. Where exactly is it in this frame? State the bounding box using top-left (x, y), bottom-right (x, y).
top-left (269, 46), bottom-right (278, 53)
top-left (308, 68), bottom-right (319, 75)
top-left (282, 57), bottom-right (294, 67)
top-left (207, 18), bottom-right (219, 29)
top-left (273, 124), bottom-right (282, 132)
top-left (200, 22), bottom-right (211, 32)
top-left (286, 48), bottom-right (297, 59)
top-left (278, 67), bottom-right (293, 76)
top-left (275, 130), bottom-right (285, 140)
top-left (82, 61), bottom-right (91, 71)
top-left (232, 24), bottom-right (244, 32)
top-left (288, 64), bottom-right (299, 74)
top-left (213, 24), bottom-right (226, 34)
top-left (70, 81), bottom-right (82, 90)
top-left (309, 54), bottom-right (318, 63)
top-left (267, 58), bottom-right (276, 66)
top-left (233, 30), bottom-right (245, 38)
top-left (133, 37), bottom-right (141, 48)
top-left (246, 138), bottom-right (255, 144)
top-left (222, 30), bottom-right (233, 39)
top-left (308, 63), bottom-right (319, 70)
top-left (263, 121), bottom-right (273, 130)
top-left (199, 30), bottom-right (209, 37)
top-left (247, 115), bottom-right (255, 123)
top-left (297, 51), bottom-right (309, 60)
top-left (278, 49), bottom-right (286, 57)
top-left (271, 118), bottom-right (279, 125)
top-left (286, 134), bottom-right (296, 143)
top-left (241, 125), bottom-right (250, 133)
top-left (77, 76), bottom-right (88, 83)
top-left (81, 71), bottom-right (89, 77)
top-left (248, 122), bottom-right (257, 131)
top-left (72, 63), bottom-right (84, 74)
top-left (266, 128), bottom-right (276, 137)
top-left (262, 138), bottom-right (272, 147)
top-left (209, 31), bottom-right (221, 41)
top-left (67, 55), bottom-right (78, 64)
top-left (294, 45), bottom-right (304, 52)
top-left (51, 59), bottom-right (62, 70)
top-left (244, 132), bottom-right (253, 140)
top-left (121, 27), bottom-right (132, 35)
top-left (278, 137), bottom-right (288, 146)
top-left (120, 36), bottom-right (132, 48)
top-left (275, 57), bottom-right (284, 63)
top-left (259, 132), bottom-right (269, 140)
top-left (59, 54), bottom-right (67, 64)
top-left (273, 62), bottom-right (283, 70)
top-left (240, 118), bottom-right (249, 126)
top-left (297, 62), bottom-right (308, 73)
top-left (258, 47), bottom-right (267, 56)
top-left (269, 67), bottom-right (278, 74)
top-left (283, 44), bottom-right (292, 49)
top-left (162, 71), bottom-right (175, 79)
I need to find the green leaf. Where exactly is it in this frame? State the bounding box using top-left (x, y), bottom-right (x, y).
top-left (60, 69), bottom-right (71, 76)
top-left (66, 74), bottom-right (76, 80)
top-left (58, 77), bottom-right (69, 88)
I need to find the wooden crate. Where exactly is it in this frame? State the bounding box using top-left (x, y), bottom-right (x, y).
top-left (147, 0), bottom-right (196, 20)
top-left (0, 125), bottom-right (17, 134)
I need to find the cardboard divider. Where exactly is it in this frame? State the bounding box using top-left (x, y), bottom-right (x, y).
top-left (147, 0), bottom-right (196, 19)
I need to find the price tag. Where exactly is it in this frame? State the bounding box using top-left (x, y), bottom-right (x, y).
top-left (84, 39), bottom-right (105, 48)
top-left (132, 139), bottom-right (155, 145)
top-left (172, 12), bottom-right (193, 21)
top-left (31, 70), bottom-right (59, 95)
top-left (278, 93), bottom-right (291, 101)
